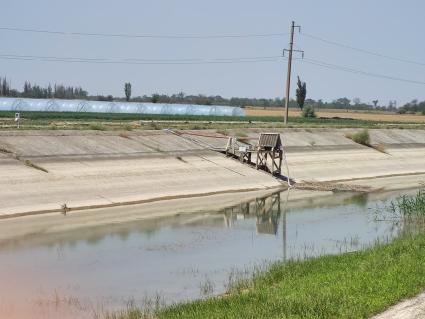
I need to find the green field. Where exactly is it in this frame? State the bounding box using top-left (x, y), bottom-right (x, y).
top-left (1, 110), bottom-right (424, 130)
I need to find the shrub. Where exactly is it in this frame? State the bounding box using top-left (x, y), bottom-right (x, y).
top-left (88, 123), bottom-right (106, 131)
top-left (302, 105), bottom-right (316, 118)
top-left (350, 129), bottom-right (370, 146)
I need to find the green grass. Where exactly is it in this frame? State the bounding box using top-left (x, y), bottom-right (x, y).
top-left (1, 111), bottom-right (425, 131)
top-left (0, 110), bottom-right (412, 125)
top-left (390, 189), bottom-right (425, 222)
top-left (156, 233), bottom-right (425, 319)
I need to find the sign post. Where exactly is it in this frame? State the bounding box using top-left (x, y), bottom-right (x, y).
top-left (15, 112), bottom-right (21, 129)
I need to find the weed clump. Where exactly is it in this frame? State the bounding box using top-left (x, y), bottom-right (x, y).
top-left (24, 159), bottom-right (48, 173)
top-left (302, 105), bottom-right (316, 118)
top-left (88, 123), bottom-right (106, 131)
top-left (348, 129), bottom-right (370, 146)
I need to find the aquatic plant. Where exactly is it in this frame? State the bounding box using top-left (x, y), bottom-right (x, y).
top-left (199, 278), bottom-right (214, 297)
top-left (390, 189), bottom-right (425, 222)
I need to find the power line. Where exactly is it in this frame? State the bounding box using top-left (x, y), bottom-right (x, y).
top-left (2, 25), bottom-right (424, 68)
top-left (0, 26), bottom-right (287, 39)
top-left (298, 57), bottom-right (425, 85)
top-left (301, 32), bottom-right (425, 67)
top-left (0, 53), bottom-right (283, 65)
top-left (1, 50), bottom-right (424, 86)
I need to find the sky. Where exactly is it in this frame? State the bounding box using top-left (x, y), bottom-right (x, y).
top-left (1, 0), bottom-right (425, 106)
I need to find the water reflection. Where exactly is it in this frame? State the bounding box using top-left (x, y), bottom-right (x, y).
top-left (222, 192), bottom-right (282, 235)
top-left (0, 188), bottom-right (420, 319)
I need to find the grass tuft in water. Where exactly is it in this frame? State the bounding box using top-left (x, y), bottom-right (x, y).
top-left (390, 189), bottom-right (425, 222)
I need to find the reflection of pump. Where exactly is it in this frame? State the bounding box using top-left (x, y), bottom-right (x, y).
top-left (14, 112), bottom-right (21, 129)
top-left (255, 193), bottom-right (281, 235)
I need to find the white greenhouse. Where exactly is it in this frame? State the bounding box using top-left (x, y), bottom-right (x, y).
top-left (0, 97), bottom-right (245, 117)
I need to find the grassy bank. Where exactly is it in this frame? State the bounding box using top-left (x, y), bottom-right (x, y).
top-left (109, 233), bottom-right (425, 319)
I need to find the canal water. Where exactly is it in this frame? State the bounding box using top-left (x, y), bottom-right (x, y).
top-left (0, 189), bottom-right (416, 319)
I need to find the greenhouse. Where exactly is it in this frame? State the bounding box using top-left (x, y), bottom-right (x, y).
top-left (0, 97), bottom-right (245, 117)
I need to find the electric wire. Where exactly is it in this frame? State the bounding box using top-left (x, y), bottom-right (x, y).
top-left (2, 50), bottom-right (424, 85)
top-left (0, 53), bottom-right (282, 65)
top-left (296, 57), bottom-right (425, 85)
top-left (301, 32), bottom-right (425, 67)
top-left (0, 26), bottom-right (287, 39)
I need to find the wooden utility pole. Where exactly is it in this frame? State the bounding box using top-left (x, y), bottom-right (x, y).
top-left (283, 21), bottom-right (303, 125)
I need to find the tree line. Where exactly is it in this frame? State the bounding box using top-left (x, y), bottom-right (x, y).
top-left (0, 76), bottom-right (88, 100)
top-left (0, 76), bottom-right (423, 113)
top-left (398, 99), bottom-right (425, 115)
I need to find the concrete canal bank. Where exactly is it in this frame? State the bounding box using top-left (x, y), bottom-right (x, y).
top-left (0, 128), bottom-right (424, 218)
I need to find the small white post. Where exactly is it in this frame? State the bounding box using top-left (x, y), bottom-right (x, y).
top-left (15, 112), bottom-right (21, 129)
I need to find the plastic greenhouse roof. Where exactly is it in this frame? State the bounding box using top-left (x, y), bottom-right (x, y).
top-left (0, 97), bottom-right (245, 117)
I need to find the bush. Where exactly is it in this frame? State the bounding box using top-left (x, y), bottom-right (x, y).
top-left (350, 129), bottom-right (370, 146)
top-left (302, 105), bottom-right (316, 118)
top-left (88, 123), bottom-right (106, 131)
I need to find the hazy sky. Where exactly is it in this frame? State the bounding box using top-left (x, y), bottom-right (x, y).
top-left (1, 0), bottom-right (425, 105)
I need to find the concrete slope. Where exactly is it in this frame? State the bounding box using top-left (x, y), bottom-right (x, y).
top-left (0, 130), bottom-right (282, 217)
top-left (199, 128), bottom-right (425, 184)
top-left (284, 129), bottom-right (425, 183)
top-left (0, 128), bottom-right (424, 217)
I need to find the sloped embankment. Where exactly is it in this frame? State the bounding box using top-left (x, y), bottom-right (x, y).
top-left (0, 130), bottom-right (282, 218)
top-left (0, 128), bottom-right (424, 218)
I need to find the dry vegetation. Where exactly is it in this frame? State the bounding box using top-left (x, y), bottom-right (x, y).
top-left (245, 107), bottom-right (425, 123)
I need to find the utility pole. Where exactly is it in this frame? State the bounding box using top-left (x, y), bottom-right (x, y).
top-left (283, 21), bottom-right (303, 125)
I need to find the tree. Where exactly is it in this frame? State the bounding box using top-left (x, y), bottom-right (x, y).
top-left (353, 97), bottom-right (361, 105)
top-left (151, 94), bottom-right (160, 103)
top-left (124, 82), bottom-right (132, 102)
top-left (335, 97), bottom-right (351, 107)
top-left (372, 100), bottom-right (379, 108)
top-left (1, 77), bottom-right (10, 96)
top-left (47, 84), bottom-right (53, 98)
top-left (177, 91), bottom-right (185, 101)
top-left (295, 76), bottom-right (307, 110)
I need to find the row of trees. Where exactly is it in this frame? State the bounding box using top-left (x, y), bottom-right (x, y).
top-left (0, 77), bottom-right (11, 96)
top-left (0, 76), bottom-right (423, 113)
top-left (0, 77), bottom-right (88, 100)
top-left (398, 99), bottom-right (425, 114)
top-left (22, 82), bottom-right (88, 99)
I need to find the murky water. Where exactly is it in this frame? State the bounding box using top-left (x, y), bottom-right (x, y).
top-left (0, 189), bottom-right (416, 319)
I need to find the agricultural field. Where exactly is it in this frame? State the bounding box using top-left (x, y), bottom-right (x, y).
top-left (245, 107), bottom-right (425, 123)
top-left (1, 110), bottom-right (425, 131)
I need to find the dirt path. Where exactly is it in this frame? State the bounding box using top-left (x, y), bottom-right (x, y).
top-left (372, 293), bottom-right (425, 319)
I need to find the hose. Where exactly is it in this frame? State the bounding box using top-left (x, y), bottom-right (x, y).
top-left (282, 146), bottom-right (293, 187)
